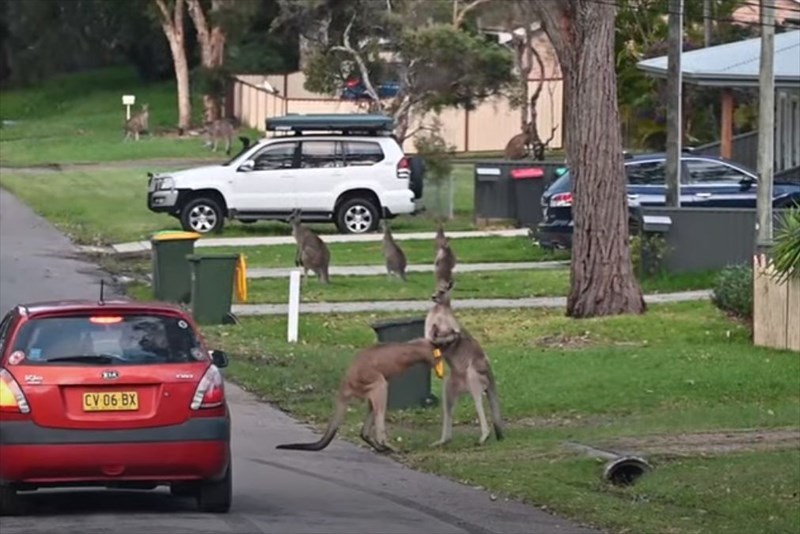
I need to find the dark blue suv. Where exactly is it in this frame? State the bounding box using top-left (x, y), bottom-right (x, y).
top-left (535, 152), bottom-right (800, 249)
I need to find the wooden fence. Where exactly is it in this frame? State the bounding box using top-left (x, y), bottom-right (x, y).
top-left (753, 254), bottom-right (800, 352)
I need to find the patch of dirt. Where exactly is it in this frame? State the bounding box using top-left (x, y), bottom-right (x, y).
top-left (532, 331), bottom-right (594, 349)
top-left (513, 414), bottom-right (616, 429)
top-left (596, 428), bottom-right (800, 457)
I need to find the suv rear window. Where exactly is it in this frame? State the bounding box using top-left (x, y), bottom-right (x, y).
top-left (11, 314), bottom-right (206, 365)
top-left (344, 141), bottom-right (385, 165)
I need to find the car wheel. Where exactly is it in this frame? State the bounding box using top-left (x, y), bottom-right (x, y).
top-left (335, 197), bottom-right (379, 234)
top-left (196, 464), bottom-right (232, 513)
top-left (181, 197), bottom-right (225, 234)
top-left (0, 485), bottom-right (23, 516)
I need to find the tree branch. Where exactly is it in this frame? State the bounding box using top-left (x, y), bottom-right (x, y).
top-left (453, 0), bottom-right (492, 28)
top-left (186, 0), bottom-right (210, 46)
top-left (330, 15), bottom-right (382, 106)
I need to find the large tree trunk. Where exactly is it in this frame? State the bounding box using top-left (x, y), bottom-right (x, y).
top-left (535, 0), bottom-right (646, 318)
top-left (155, 0), bottom-right (192, 131)
top-left (187, 0), bottom-right (228, 122)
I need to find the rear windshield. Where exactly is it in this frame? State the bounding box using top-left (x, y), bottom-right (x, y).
top-left (10, 314), bottom-right (206, 365)
top-left (546, 171), bottom-right (571, 194)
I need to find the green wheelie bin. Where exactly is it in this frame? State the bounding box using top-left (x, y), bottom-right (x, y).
top-left (370, 316), bottom-right (438, 411)
top-left (187, 253), bottom-right (241, 325)
top-left (150, 230), bottom-right (201, 303)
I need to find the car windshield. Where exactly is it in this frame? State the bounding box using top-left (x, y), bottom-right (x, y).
top-left (546, 171), bottom-right (571, 194)
top-left (11, 314), bottom-right (206, 365)
top-left (221, 137), bottom-right (256, 166)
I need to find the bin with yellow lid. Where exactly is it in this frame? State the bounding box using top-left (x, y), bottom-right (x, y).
top-left (151, 230), bottom-right (202, 303)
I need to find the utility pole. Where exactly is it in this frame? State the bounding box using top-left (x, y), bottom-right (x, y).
top-left (755, 0), bottom-right (775, 255)
top-left (703, 0), bottom-right (712, 47)
top-left (665, 0), bottom-right (683, 207)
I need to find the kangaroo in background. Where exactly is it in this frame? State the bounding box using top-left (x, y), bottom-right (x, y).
top-left (381, 221), bottom-right (407, 281)
top-left (425, 279), bottom-right (504, 447)
top-left (204, 117), bottom-right (236, 155)
top-left (434, 223), bottom-right (456, 286)
top-left (274, 338), bottom-right (440, 453)
top-left (288, 209), bottom-right (331, 284)
top-left (123, 103), bottom-right (149, 142)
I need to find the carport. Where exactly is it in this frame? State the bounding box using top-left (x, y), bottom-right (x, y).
top-left (636, 30), bottom-right (800, 175)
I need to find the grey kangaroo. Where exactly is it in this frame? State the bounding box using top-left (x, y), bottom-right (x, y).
top-left (123, 104), bottom-right (149, 142)
top-left (381, 221), bottom-right (407, 281)
top-left (434, 224), bottom-right (456, 286)
top-left (204, 118), bottom-right (235, 155)
top-left (288, 209), bottom-right (331, 283)
top-left (425, 279), bottom-right (504, 446)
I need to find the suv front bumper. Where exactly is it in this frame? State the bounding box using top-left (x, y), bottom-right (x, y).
top-left (148, 190), bottom-right (180, 214)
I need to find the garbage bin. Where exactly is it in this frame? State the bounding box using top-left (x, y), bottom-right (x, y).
top-left (370, 316), bottom-right (438, 411)
top-left (187, 253), bottom-right (240, 325)
top-left (150, 230), bottom-right (201, 303)
top-left (510, 167), bottom-right (547, 228)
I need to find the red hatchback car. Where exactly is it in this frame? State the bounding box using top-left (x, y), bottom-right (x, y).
top-left (0, 299), bottom-right (232, 516)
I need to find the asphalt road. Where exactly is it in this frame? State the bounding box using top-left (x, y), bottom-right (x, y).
top-left (0, 189), bottom-right (599, 534)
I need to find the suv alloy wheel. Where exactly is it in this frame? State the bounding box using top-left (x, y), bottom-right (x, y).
top-left (335, 197), bottom-right (380, 234)
top-left (181, 197), bottom-right (225, 234)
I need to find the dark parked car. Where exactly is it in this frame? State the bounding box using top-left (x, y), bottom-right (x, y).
top-left (535, 152), bottom-right (800, 249)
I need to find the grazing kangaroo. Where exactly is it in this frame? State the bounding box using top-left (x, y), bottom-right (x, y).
top-left (123, 103), bottom-right (149, 142)
top-left (204, 118), bottom-right (236, 155)
top-left (381, 221), bottom-right (407, 281)
top-left (288, 209), bottom-right (330, 283)
top-left (425, 279), bottom-right (504, 446)
top-left (275, 338), bottom-right (440, 453)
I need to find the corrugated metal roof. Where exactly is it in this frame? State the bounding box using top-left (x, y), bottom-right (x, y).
top-left (637, 30), bottom-right (800, 88)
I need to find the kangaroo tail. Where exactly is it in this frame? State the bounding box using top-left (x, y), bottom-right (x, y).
top-left (275, 392), bottom-right (348, 451)
top-left (485, 366), bottom-right (504, 441)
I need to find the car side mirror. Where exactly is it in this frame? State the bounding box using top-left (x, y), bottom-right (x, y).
top-left (739, 177), bottom-right (756, 190)
top-left (238, 160), bottom-right (255, 172)
top-left (210, 350), bottom-right (229, 368)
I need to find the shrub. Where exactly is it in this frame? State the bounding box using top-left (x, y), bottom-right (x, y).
top-left (630, 233), bottom-right (671, 279)
top-left (711, 264), bottom-right (753, 319)
top-left (770, 206), bottom-right (800, 284)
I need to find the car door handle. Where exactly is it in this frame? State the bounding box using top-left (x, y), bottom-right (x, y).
top-left (694, 193), bottom-right (713, 198)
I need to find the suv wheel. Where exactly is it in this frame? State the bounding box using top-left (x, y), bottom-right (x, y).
top-left (335, 197), bottom-right (380, 234)
top-left (196, 464), bottom-right (232, 513)
top-left (181, 197), bottom-right (225, 234)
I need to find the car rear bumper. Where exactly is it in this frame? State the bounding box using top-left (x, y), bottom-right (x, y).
top-left (0, 416), bottom-right (230, 486)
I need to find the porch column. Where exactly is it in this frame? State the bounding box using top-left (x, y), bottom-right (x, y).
top-left (720, 89), bottom-right (734, 159)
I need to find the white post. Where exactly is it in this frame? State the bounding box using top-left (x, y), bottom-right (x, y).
top-left (122, 94), bottom-right (136, 121)
top-left (287, 269), bottom-right (301, 343)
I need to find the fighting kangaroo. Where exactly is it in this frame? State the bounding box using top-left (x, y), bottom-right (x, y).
top-left (275, 338), bottom-right (441, 453)
top-left (288, 209), bottom-right (331, 284)
top-left (425, 279), bottom-right (504, 446)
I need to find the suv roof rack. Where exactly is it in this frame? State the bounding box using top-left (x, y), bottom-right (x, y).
top-left (265, 113), bottom-right (395, 136)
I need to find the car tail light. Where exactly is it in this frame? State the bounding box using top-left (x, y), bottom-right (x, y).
top-left (191, 365), bottom-right (225, 410)
top-left (550, 192), bottom-right (573, 207)
top-left (396, 156), bottom-right (410, 179)
top-left (0, 369), bottom-right (31, 414)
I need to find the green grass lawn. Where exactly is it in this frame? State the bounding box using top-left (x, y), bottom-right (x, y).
top-left (127, 268), bottom-right (717, 304)
top-left (200, 301), bottom-right (800, 534)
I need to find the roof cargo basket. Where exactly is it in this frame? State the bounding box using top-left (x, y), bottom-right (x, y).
top-left (265, 113), bottom-right (395, 136)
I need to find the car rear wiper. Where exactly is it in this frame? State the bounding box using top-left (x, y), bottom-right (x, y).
top-left (46, 354), bottom-right (121, 364)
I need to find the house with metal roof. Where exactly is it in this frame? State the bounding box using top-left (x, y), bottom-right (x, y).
top-left (636, 30), bottom-right (800, 176)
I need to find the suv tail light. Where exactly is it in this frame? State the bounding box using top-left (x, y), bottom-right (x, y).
top-left (0, 369), bottom-right (31, 414)
top-left (550, 192), bottom-right (573, 207)
top-left (190, 365), bottom-right (225, 410)
top-left (396, 156), bottom-right (410, 180)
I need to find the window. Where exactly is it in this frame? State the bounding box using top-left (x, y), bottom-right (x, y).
top-left (626, 161), bottom-right (666, 186)
top-left (251, 142), bottom-right (297, 171)
top-left (300, 141), bottom-right (343, 169)
top-left (344, 141), bottom-right (385, 166)
top-left (11, 314), bottom-right (206, 365)
top-left (685, 159), bottom-right (752, 184)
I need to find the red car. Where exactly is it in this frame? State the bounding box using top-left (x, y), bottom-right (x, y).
top-left (0, 299), bottom-right (232, 516)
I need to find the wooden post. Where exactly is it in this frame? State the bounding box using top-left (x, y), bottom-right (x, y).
top-left (720, 89), bottom-right (734, 159)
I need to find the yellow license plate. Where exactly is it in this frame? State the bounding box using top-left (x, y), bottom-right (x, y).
top-left (82, 391), bottom-right (139, 412)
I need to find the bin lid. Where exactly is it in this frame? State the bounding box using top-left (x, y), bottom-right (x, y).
top-left (370, 316), bottom-right (427, 329)
top-left (510, 168), bottom-right (545, 180)
top-left (151, 230), bottom-right (202, 242)
top-left (186, 253), bottom-right (241, 261)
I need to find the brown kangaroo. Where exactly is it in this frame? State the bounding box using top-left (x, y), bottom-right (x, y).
top-left (288, 209), bottom-right (331, 284)
top-left (381, 220), bottom-right (407, 281)
top-left (123, 103), bottom-right (149, 142)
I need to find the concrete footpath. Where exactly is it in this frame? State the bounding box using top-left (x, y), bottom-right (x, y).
top-left (110, 228), bottom-right (530, 254)
top-left (246, 260), bottom-right (569, 279)
top-left (231, 289), bottom-right (712, 316)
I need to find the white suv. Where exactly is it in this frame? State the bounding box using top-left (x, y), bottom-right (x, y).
top-left (147, 114), bottom-right (423, 234)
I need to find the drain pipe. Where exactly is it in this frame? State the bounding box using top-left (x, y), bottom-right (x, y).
top-left (564, 441), bottom-right (652, 486)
